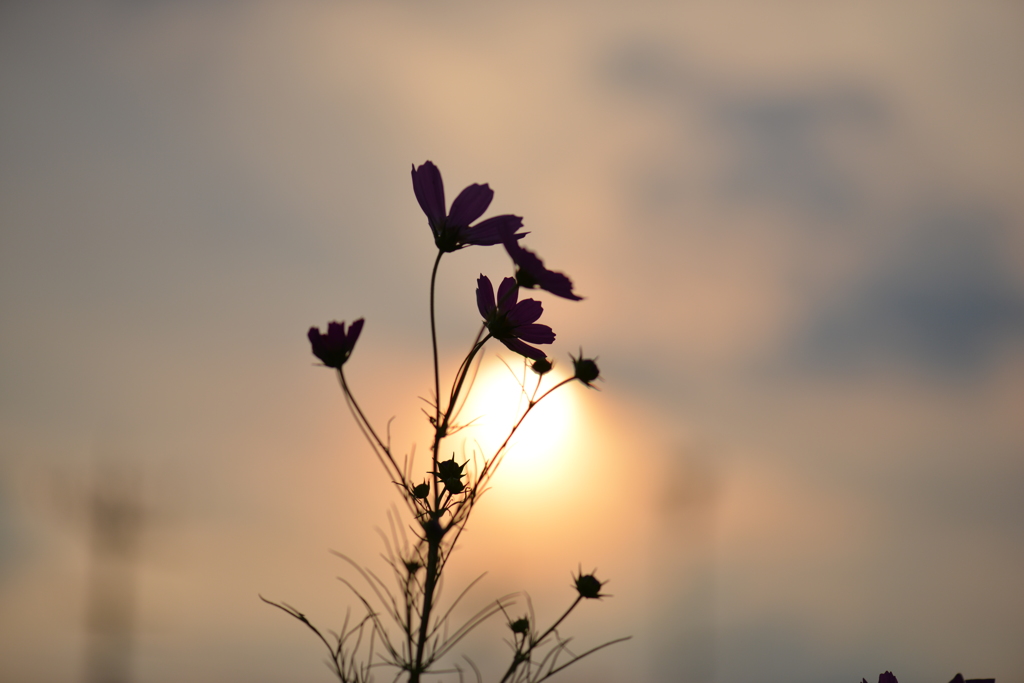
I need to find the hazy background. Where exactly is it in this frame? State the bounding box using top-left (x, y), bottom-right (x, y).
top-left (2, 2), bottom-right (1022, 682)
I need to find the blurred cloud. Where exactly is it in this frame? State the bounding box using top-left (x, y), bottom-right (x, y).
top-left (796, 205), bottom-right (1024, 374)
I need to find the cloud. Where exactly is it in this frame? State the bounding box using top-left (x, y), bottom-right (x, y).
top-left (794, 205), bottom-right (1024, 375)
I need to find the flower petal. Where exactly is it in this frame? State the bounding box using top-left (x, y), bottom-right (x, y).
top-left (536, 268), bottom-right (580, 300)
top-left (412, 162), bottom-right (446, 225)
top-left (496, 277), bottom-right (519, 314)
top-left (514, 322), bottom-right (555, 345)
top-left (506, 297), bottom-right (543, 325)
top-left (326, 321), bottom-right (348, 343)
top-left (462, 214), bottom-right (526, 245)
top-left (504, 240), bottom-right (583, 301)
top-left (346, 318), bottom-right (365, 346)
top-left (476, 274), bottom-right (495, 319)
top-left (500, 337), bottom-right (549, 361)
top-left (448, 183), bottom-right (493, 227)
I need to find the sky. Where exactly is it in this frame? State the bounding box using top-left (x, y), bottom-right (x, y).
top-left (1, 2), bottom-right (1023, 682)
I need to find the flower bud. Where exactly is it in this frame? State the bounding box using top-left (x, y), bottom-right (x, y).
top-left (570, 350), bottom-right (600, 386)
top-left (442, 477), bottom-right (465, 494)
top-left (435, 457), bottom-right (464, 479)
top-left (510, 617), bottom-right (530, 634)
top-left (531, 358), bottom-right (552, 375)
top-left (433, 456), bottom-right (467, 495)
top-left (412, 482), bottom-right (430, 499)
top-left (573, 569), bottom-right (606, 599)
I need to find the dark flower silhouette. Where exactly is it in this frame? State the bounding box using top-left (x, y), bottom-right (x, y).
top-left (412, 161), bottom-right (526, 252)
top-left (476, 275), bottom-right (555, 361)
top-left (502, 237), bottom-right (582, 301)
top-left (862, 673), bottom-right (898, 683)
top-left (860, 673), bottom-right (991, 683)
top-left (308, 319), bottom-right (364, 368)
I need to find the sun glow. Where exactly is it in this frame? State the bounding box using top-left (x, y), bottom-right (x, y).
top-left (453, 357), bottom-right (579, 495)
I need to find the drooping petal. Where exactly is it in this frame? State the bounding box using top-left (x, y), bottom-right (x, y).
top-left (514, 322), bottom-right (555, 345)
top-left (495, 277), bottom-right (519, 314)
top-left (448, 183), bottom-right (493, 227)
top-left (500, 337), bottom-right (549, 361)
top-left (537, 268), bottom-right (579, 300)
top-left (506, 298), bottom-right (543, 326)
top-left (504, 240), bottom-right (583, 301)
top-left (462, 214), bottom-right (526, 245)
top-left (476, 274), bottom-right (495, 319)
top-left (411, 162), bottom-right (446, 225)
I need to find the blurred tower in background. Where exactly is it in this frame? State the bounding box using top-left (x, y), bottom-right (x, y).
top-left (82, 461), bottom-right (144, 683)
top-left (650, 448), bottom-right (718, 683)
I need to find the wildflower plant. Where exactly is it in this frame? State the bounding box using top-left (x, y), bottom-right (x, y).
top-left (263, 162), bottom-right (626, 683)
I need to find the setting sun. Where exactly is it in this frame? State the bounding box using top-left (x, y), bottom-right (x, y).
top-left (453, 355), bottom-right (580, 495)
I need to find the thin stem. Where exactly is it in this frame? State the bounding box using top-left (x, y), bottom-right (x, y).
top-left (446, 323), bottom-right (488, 424)
top-left (531, 596), bottom-right (582, 651)
top-left (429, 250), bottom-right (444, 432)
top-left (443, 332), bottom-right (492, 435)
top-left (412, 536), bottom-right (440, 683)
top-left (339, 368), bottom-right (404, 486)
top-left (499, 596), bottom-right (583, 683)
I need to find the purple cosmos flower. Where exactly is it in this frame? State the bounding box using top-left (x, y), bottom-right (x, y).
top-left (502, 237), bottom-right (583, 301)
top-left (861, 674), bottom-right (899, 683)
top-left (308, 319), bottom-right (364, 368)
top-left (476, 275), bottom-right (555, 361)
top-left (411, 161), bottom-right (526, 253)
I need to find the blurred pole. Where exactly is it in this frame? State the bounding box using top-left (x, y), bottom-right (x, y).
top-left (650, 448), bottom-right (718, 683)
top-left (82, 460), bottom-right (143, 683)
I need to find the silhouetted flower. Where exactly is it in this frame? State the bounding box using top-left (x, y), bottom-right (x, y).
top-left (308, 319), bottom-right (364, 368)
top-left (573, 568), bottom-right (606, 599)
top-left (862, 673), bottom-right (898, 683)
top-left (570, 350), bottom-right (600, 386)
top-left (476, 275), bottom-right (555, 361)
top-left (502, 237), bottom-right (582, 301)
top-left (412, 482), bottom-right (430, 499)
top-left (412, 161), bottom-right (526, 252)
